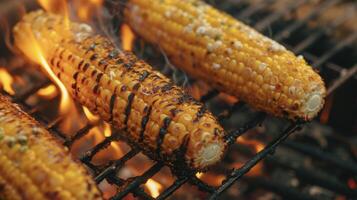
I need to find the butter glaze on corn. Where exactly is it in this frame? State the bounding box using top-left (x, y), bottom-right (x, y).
top-left (124, 0), bottom-right (327, 120)
top-left (13, 10), bottom-right (227, 170)
top-left (0, 95), bottom-right (101, 200)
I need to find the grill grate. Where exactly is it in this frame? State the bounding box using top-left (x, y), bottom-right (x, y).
top-left (1, 0), bottom-right (357, 199)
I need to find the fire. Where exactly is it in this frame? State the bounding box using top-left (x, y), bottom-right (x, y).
top-left (74, 0), bottom-right (103, 21)
top-left (348, 178), bottom-right (357, 189)
top-left (37, 84), bottom-right (58, 99)
top-left (37, 0), bottom-right (69, 26)
top-left (0, 68), bottom-right (15, 95)
top-left (121, 24), bottom-right (135, 51)
top-left (145, 179), bottom-right (163, 198)
top-left (83, 106), bottom-right (100, 124)
top-left (237, 137), bottom-right (264, 152)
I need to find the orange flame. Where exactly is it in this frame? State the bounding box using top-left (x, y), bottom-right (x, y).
top-left (37, 0), bottom-right (69, 26)
top-left (145, 179), bottom-right (163, 198)
top-left (121, 24), bottom-right (135, 51)
top-left (75, 0), bottom-right (103, 21)
top-left (37, 84), bottom-right (58, 99)
top-left (0, 68), bottom-right (15, 95)
top-left (83, 106), bottom-right (100, 124)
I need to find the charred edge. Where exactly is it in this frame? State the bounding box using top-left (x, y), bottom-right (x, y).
top-left (93, 84), bottom-right (100, 95)
top-left (72, 72), bottom-right (80, 96)
top-left (178, 94), bottom-right (194, 104)
top-left (59, 49), bottom-right (65, 59)
top-left (139, 70), bottom-right (150, 82)
top-left (139, 106), bottom-right (152, 143)
top-left (172, 134), bottom-right (190, 170)
top-left (78, 60), bottom-right (84, 70)
top-left (124, 93), bottom-right (135, 127)
top-left (90, 53), bottom-right (98, 61)
top-left (161, 83), bottom-right (173, 93)
top-left (91, 70), bottom-right (98, 78)
top-left (109, 86), bottom-right (118, 122)
top-left (194, 106), bottom-right (207, 122)
top-left (83, 63), bottom-right (90, 72)
top-left (96, 73), bottom-right (104, 83)
top-left (156, 117), bottom-right (172, 157)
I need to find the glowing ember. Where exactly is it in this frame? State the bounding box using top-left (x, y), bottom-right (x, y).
top-left (37, 84), bottom-right (58, 99)
top-left (121, 24), bottom-right (135, 51)
top-left (0, 68), bottom-right (15, 95)
top-left (145, 179), bottom-right (163, 198)
top-left (348, 178), bottom-right (357, 189)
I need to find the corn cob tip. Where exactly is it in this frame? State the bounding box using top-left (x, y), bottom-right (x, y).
top-left (301, 83), bottom-right (326, 120)
top-left (195, 142), bottom-right (225, 168)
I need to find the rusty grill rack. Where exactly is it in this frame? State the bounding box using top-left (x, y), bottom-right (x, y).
top-left (1, 0), bottom-right (357, 199)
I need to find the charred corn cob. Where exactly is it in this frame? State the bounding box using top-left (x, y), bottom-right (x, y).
top-left (0, 94), bottom-right (102, 200)
top-left (13, 10), bottom-right (227, 170)
top-left (123, 0), bottom-right (327, 120)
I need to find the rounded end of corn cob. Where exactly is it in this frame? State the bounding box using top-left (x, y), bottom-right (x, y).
top-left (299, 82), bottom-right (326, 120)
top-left (194, 142), bottom-right (225, 168)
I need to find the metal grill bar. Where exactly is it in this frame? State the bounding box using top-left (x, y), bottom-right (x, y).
top-left (209, 123), bottom-right (302, 199)
top-left (273, 0), bottom-right (340, 42)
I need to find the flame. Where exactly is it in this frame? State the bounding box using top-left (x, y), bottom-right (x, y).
top-left (37, 84), bottom-right (58, 99)
top-left (237, 137), bottom-right (264, 152)
top-left (83, 106), bottom-right (100, 124)
top-left (0, 68), bottom-right (15, 95)
top-left (196, 172), bottom-right (203, 178)
top-left (145, 179), bottom-right (163, 198)
top-left (37, 0), bottom-right (69, 26)
top-left (121, 24), bottom-right (135, 51)
top-left (235, 137), bottom-right (265, 177)
top-left (75, 0), bottom-right (103, 21)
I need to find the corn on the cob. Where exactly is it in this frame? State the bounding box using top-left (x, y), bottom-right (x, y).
top-left (13, 10), bottom-right (227, 170)
top-left (123, 0), bottom-right (327, 120)
top-left (0, 94), bottom-right (102, 200)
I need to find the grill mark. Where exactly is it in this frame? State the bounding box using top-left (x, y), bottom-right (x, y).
top-left (90, 53), bottom-right (98, 61)
top-left (78, 60), bottom-right (84, 70)
top-left (93, 84), bottom-right (100, 95)
top-left (72, 72), bottom-right (80, 96)
top-left (109, 86), bottom-right (118, 122)
top-left (139, 106), bottom-right (152, 143)
top-left (194, 106), bottom-right (207, 122)
top-left (124, 93), bottom-right (135, 127)
top-left (156, 117), bottom-right (172, 157)
top-left (161, 83), bottom-right (173, 93)
top-left (83, 63), bottom-right (90, 72)
top-left (59, 49), bottom-right (65, 59)
top-left (96, 73), bottom-right (103, 83)
top-left (139, 71), bottom-right (150, 82)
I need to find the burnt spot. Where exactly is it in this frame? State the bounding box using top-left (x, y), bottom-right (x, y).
top-left (50, 57), bottom-right (55, 66)
top-left (73, 72), bottom-right (79, 80)
top-left (194, 106), bottom-right (207, 122)
top-left (96, 73), bottom-right (104, 83)
top-left (161, 83), bottom-right (173, 93)
top-left (78, 60), bottom-right (84, 70)
top-left (139, 70), bottom-right (150, 82)
top-left (99, 59), bottom-right (107, 66)
top-left (124, 93), bottom-right (135, 126)
top-left (121, 85), bottom-right (127, 92)
top-left (90, 53), bottom-right (98, 61)
top-left (67, 54), bottom-right (73, 61)
top-left (83, 63), bottom-right (90, 72)
top-left (108, 50), bottom-right (119, 59)
top-left (178, 94), bottom-right (194, 104)
top-left (139, 106), bottom-right (152, 143)
top-left (116, 59), bottom-right (124, 64)
top-left (109, 94), bottom-right (116, 121)
top-left (89, 43), bottom-right (96, 51)
top-left (93, 84), bottom-right (100, 94)
top-left (133, 83), bottom-right (141, 91)
top-left (123, 62), bottom-right (133, 70)
top-left (170, 108), bottom-right (182, 117)
top-left (156, 117), bottom-right (172, 157)
top-left (59, 49), bottom-right (65, 59)
top-left (91, 70), bottom-right (98, 77)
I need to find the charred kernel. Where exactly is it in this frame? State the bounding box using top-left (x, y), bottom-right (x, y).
top-left (90, 54), bottom-right (98, 61)
top-left (78, 60), bottom-right (84, 69)
top-left (83, 63), bottom-right (90, 72)
top-left (124, 0), bottom-right (326, 121)
top-left (14, 10), bottom-right (227, 170)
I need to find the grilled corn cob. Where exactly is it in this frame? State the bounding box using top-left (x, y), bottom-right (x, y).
top-left (123, 0), bottom-right (327, 120)
top-left (0, 94), bottom-right (102, 200)
top-left (13, 10), bottom-right (227, 170)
